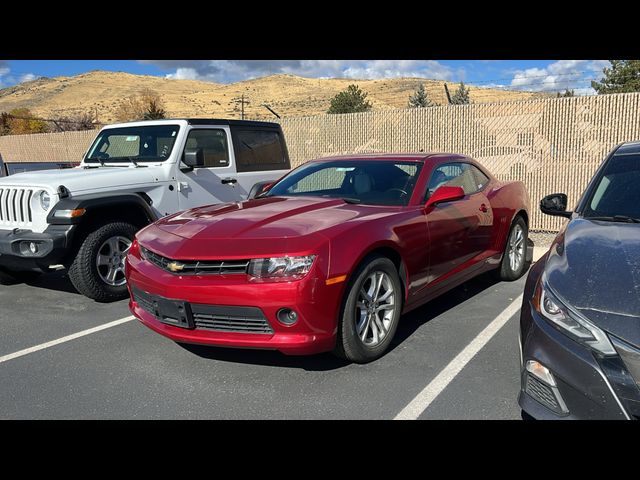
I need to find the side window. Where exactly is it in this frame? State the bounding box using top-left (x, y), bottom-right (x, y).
top-left (234, 129), bottom-right (287, 173)
top-left (426, 162), bottom-right (485, 200)
top-left (471, 165), bottom-right (490, 191)
top-left (184, 129), bottom-right (230, 168)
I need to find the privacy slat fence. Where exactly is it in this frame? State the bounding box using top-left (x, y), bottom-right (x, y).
top-left (1, 92), bottom-right (639, 232)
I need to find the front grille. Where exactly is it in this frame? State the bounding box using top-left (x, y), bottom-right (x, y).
top-left (192, 304), bottom-right (273, 334)
top-left (141, 246), bottom-right (249, 275)
top-left (0, 187), bottom-right (34, 227)
top-left (132, 287), bottom-right (273, 334)
top-left (525, 374), bottom-right (562, 413)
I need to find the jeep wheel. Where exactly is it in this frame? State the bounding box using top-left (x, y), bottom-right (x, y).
top-left (68, 222), bottom-right (137, 302)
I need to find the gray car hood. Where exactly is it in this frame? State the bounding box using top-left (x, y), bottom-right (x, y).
top-left (545, 218), bottom-right (640, 346)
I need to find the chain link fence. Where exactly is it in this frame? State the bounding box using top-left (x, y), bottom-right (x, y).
top-left (1, 92), bottom-right (639, 231)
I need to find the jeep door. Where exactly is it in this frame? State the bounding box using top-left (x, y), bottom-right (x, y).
top-left (175, 126), bottom-right (245, 210)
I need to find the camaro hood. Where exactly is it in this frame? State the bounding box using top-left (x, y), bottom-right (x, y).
top-left (143, 196), bottom-right (396, 258)
top-left (545, 218), bottom-right (640, 346)
top-left (0, 165), bottom-right (165, 193)
top-left (155, 196), bottom-right (390, 240)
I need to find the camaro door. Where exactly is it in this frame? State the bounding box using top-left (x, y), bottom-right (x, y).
top-left (424, 162), bottom-right (493, 285)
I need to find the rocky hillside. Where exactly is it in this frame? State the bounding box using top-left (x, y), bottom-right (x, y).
top-left (0, 70), bottom-right (546, 122)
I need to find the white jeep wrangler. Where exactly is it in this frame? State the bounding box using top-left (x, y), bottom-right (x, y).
top-left (0, 118), bottom-right (291, 301)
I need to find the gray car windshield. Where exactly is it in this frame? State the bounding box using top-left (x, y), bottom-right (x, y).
top-left (583, 154), bottom-right (640, 221)
top-left (84, 125), bottom-right (180, 164)
top-left (266, 160), bottom-right (422, 206)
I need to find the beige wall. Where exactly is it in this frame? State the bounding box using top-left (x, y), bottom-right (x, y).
top-left (1, 92), bottom-right (639, 232)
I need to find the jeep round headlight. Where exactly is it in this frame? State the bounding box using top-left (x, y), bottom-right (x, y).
top-left (39, 191), bottom-right (51, 211)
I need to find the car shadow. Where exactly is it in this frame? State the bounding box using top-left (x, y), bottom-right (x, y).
top-left (178, 271), bottom-right (502, 371)
top-left (24, 269), bottom-right (81, 295)
top-left (387, 271), bottom-right (501, 354)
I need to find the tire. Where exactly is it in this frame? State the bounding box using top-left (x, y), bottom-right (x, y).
top-left (496, 215), bottom-right (528, 281)
top-left (67, 222), bottom-right (137, 302)
top-left (334, 255), bottom-right (403, 363)
top-left (0, 268), bottom-right (41, 285)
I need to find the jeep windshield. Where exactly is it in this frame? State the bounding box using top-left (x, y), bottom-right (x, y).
top-left (84, 125), bottom-right (180, 164)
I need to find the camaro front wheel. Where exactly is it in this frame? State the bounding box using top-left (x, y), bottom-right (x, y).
top-left (335, 255), bottom-right (403, 363)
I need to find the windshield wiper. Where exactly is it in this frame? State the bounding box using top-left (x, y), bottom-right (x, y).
top-left (86, 156), bottom-right (105, 167)
top-left (587, 215), bottom-right (640, 223)
top-left (341, 197), bottom-right (362, 204)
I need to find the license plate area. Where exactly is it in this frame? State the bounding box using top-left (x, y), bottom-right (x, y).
top-left (153, 297), bottom-right (194, 329)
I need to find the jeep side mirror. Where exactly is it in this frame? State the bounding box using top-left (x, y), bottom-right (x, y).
top-left (425, 185), bottom-right (465, 209)
top-left (540, 193), bottom-right (572, 218)
top-left (183, 148), bottom-right (205, 168)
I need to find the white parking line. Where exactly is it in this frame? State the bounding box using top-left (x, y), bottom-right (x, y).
top-left (394, 294), bottom-right (523, 420)
top-left (0, 316), bottom-right (135, 364)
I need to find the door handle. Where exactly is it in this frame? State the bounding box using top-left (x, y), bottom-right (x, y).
top-left (479, 203), bottom-right (489, 213)
top-left (222, 178), bottom-right (238, 185)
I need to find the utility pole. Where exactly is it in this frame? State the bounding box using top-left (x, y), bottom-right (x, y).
top-left (261, 103), bottom-right (281, 119)
top-left (444, 83), bottom-right (452, 104)
top-left (232, 94), bottom-right (250, 120)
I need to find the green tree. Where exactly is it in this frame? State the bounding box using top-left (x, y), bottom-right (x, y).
top-left (450, 82), bottom-right (471, 105)
top-left (6, 108), bottom-right (49, 134)
top-left (327, 84), bottom-right (372, 114)
top-left (591, 60), bottom-right (640, 94)
top-left (556, 89), bottom-right (575, 97)
top-left (143, 98), bottom-right (166, 120)
top-left (408, 83), bottom-right (434, 108)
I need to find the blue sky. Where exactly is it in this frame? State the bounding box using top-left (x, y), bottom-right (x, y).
top-left (0, 60), bottom-right (610, 95)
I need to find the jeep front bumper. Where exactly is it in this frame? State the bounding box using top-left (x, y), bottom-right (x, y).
top-left (0, 224), bottom-right (76, 272)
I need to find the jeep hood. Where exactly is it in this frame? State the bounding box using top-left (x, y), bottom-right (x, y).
top-left (0, 165), bottom-right (166, 193)
top-left (545, 218), bottom-right (640, 346)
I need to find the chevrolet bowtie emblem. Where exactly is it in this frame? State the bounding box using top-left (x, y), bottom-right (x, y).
top-left (166, 261), bottom-right (185, 272)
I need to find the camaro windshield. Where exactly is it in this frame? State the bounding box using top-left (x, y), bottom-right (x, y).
top-left (266, 160), bottom-right (423, 206)
top-left (583, 153), bottom-right (640, 220)
top-left (84, 125), bottom-right (180, 163)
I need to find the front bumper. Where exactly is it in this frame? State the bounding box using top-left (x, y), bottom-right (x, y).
top-left (0, 224), bottom-right (76, 271)
top-left (519, 302), bottom-right (639, 420)
top-left (125, 253), bottom-right (345, 356)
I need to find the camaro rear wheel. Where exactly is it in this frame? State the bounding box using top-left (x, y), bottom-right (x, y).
top-left (67, 222), bottom-right (137, 302)
top-left (497, 216), bottom-right (528, 281)
top-left (335, 256), bottom-right (403, 363)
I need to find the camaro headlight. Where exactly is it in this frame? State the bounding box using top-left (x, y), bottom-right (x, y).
top-left (533, 275), bottom-right (616, 355)
top-left (39, 191), bottom-right (51, 211)
top-left (248, 255), bottom-right (316, 280)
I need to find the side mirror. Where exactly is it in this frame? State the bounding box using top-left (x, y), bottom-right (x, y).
top-left (248, 181), bottom-right (274, 199)
top-left (425, 185), bottom-right (465, 209)
top-left (540, 193), bottom-right (572, 218)
top-left (183, 148), bottom-right (205, 168)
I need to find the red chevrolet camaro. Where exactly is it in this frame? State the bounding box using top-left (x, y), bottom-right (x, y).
top-left (125, 153), bottom-right (532, 363)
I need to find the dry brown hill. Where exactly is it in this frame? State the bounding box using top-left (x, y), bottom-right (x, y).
top-left (0, 70), bottom-right (547, 123)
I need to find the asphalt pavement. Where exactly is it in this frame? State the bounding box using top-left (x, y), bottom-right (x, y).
top-left (0, 267), bottom-right (528, 419)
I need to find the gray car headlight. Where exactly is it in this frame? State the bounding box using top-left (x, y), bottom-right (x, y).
top-left (533, 275), bottom-right (616, 355)
top-left (39, 191), bottom-right (51, 211)
top-left (247, 255), bottom-right (316, 280)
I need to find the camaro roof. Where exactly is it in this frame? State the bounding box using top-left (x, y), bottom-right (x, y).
top-left (310, 153), bottom-right (467, 163)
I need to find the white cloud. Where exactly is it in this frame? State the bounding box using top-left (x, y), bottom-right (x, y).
top-left (140, 60), bottom-right (460, 83)
top-left (509, 60), bottom-right (608, 95)
top-left (0, 62), bottom-right (38, 88)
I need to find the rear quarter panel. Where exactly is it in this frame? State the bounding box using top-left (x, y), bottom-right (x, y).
top-left (487, 180), bottom-right (531, 251)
